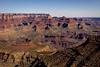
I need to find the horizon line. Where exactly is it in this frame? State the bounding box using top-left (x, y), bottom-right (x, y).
top-left (0, 12), bottom-right (100, 18)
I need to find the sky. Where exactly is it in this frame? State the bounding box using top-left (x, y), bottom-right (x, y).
top-left (0, 0), bottom-right (100, 17)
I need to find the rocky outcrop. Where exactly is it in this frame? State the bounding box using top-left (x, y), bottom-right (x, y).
top-left (42, 35), bottom-right (100, 67)
top-left (0, 13), bottom-right (50, 30)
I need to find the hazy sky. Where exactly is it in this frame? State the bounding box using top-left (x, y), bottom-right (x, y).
top-left (0, 0), bottom-right (100, 17)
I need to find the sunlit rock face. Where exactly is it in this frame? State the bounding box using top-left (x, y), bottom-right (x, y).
top-left (68, 19), bottom-right (78, 30)
top-left (0, 13), bottom-right (99, 67)
top-left (0, 13), bottom-right (50, 30)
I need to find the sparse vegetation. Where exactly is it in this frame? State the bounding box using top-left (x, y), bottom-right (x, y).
top-left (0, 13), bottom-right (99, 67)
